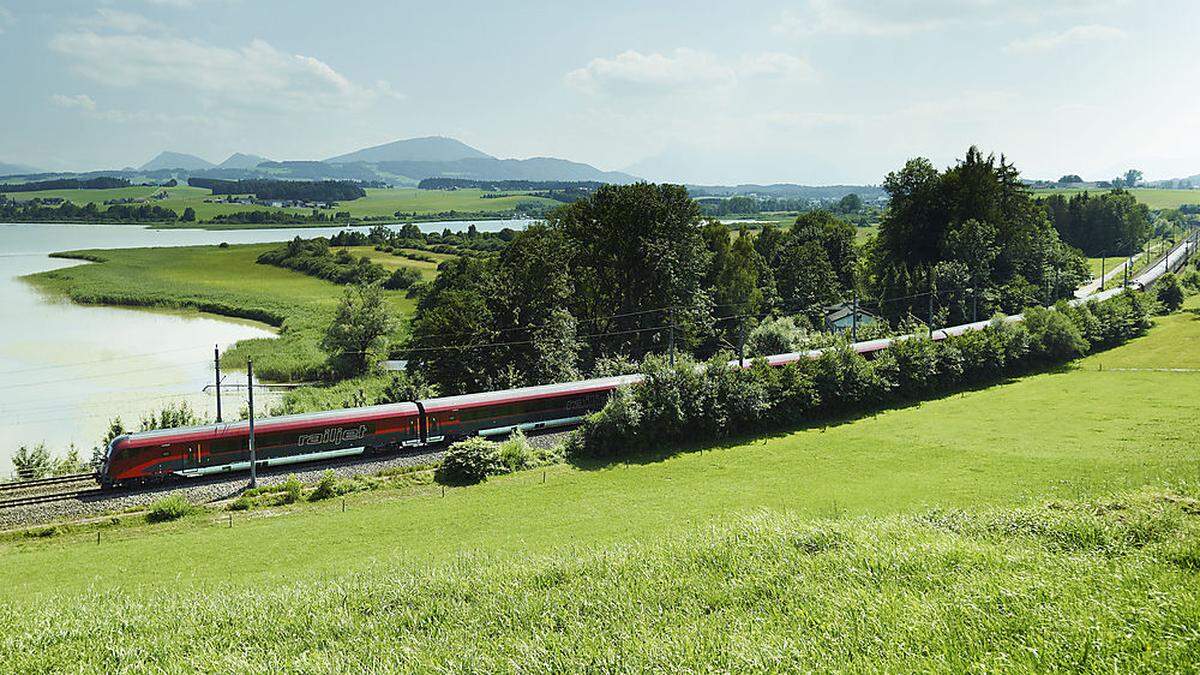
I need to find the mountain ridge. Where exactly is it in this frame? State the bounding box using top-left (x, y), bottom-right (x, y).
top-left (326, 136), bottom-right (494, 164)
top-left (140, 151), bottom-right (214, 171)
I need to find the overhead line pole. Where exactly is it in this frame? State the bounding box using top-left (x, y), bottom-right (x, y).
top-left (248, 359), bottom-right (256, 489)
top-left (214, 345), bottom-right (222, 423)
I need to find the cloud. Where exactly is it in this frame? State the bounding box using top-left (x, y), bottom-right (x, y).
top-left (84, 9), bottom-right (165, 33)
top-left (1005, 24), bottom-right (1127, 54)
top-left (774, 0), bottom-right (1129, 37)
top-left (48, 31), bottom-right (402, 111)
top-left (0, 6), bottom-right (13, 34)
top-left (51, 93), bottom-right (97, 111)
top-left (566, 48), bottom-right (813, 96)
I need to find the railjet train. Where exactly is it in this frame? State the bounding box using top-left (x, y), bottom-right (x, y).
top-left (100, 234), bottom-right (1196, 487)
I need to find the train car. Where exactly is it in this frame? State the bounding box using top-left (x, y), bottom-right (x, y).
top-left (418, 374), bottom-right (641, 442)
top-left (101, 403), bottom-right (421, 487)
top-left (99, 374), bottom-right (641, 487)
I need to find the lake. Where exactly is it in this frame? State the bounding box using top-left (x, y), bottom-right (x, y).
top-left (0, 219), bottom-right (532, 475)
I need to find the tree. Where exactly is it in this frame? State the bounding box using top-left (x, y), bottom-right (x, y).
top-left (775, 239), bottom-right (840, 322)
top-left (1156, 273), bottom-right (1184, 312)
top-left (792, 210), bottom-right (857, 290)
top-left (1124, 169), bottom-right (1143, 188)
top-left (181, 207), bottom-right (196, 222)
top-left (323, 282), bottom-right (392, 376)
top-left (836, 193), bottom-right (863, 213)
top-left (11, 444), bottom-right (53, 480)
top-left (1058, 174), bottom-right (1083, 184)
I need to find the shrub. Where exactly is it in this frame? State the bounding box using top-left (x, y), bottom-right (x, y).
top-left (435, 437), bottom-right (501, 485)
top-left (746, 316), bottom-right (809, 356)
top-left (567, 292), bottom-right (1149, 460)
top-left (11, 444), bottom-right (52, 480)
top-left (383, 267), bottom-right (422, 291)
top-left (146, 495), bottom-right (197, 523)
top-left (1156, 273), bottom-right (1184, 313)
top-left (280, 474), bottom-right (304, 504)
top-left (497, 429), bottom-right (536, 472)
top-left (308, 470), bottom-right (341, 502)
top-left (1024, 305), bottom-right (1088, 360)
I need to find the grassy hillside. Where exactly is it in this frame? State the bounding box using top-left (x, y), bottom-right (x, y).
top-left (0, 295), bottom-right (1197, 669)
top-left (23, 243), bottom-right (421, 380)
top-left (4, 185), bottom-right (559, 225)
top-left (1031, 187), bottom-right (1200, 210)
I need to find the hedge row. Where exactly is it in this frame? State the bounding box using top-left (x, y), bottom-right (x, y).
top-left (567, 291), bottom-right (1152, 459)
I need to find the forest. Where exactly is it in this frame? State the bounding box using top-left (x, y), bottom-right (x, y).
top-left (187, 178), bottom-right (367, 201)
top-left (400, 147), bottom-right (1093, 395)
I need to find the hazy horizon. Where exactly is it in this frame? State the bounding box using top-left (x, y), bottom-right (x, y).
top-left (1, 0), bottom-right (1197, 185)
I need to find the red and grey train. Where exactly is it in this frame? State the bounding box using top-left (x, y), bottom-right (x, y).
top-left (95, 331), bottom-right (982, 486)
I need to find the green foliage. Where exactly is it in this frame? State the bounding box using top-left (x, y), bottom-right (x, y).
top-left (280, 475), bottom-right (303, 504)
top-left (180, 207), bottom-right (196, 222)
top-left (496, 429), bottom-right (536, 472)
top-left (1155, 273), bottom-right (1184, 313)
top-left (11, 444), bottom-right (53, 480)
top-left (746, 315), bottom-right (810, 356)
top-left (377, 371), bottom-right (439, 404)
top-left (146, 495), bottom-right (197, 523)
top-left (140, 401), bottom-right (202, 432)
top-left (383, 266), bottom-right (421, 290)
top-left (872, 147), bottom-right (1090, 321)
top-left (435, 437), bottom-right (501, 485)
top-left (1040, 189), bottom-right (1151, 256)
top-left (570, 292), bottom-right (1148, 459)
top-left (322, 282), bottom-right (392, 376)
top-left (308, 470), bottom-right (342, 502)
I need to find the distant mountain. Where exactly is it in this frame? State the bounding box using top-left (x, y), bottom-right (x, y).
top-left (326, 136), bottom-right (494, 164)
top-left (0, 161), bottom-right (39, 177)
top-left (217, 153), bottom-right (270, 170)
top-left (141, 151), bottom-right (215, 171)
top-left (376, 157), bottom-right (639, 184)
top-left (687, 183), bottom-right (886, 201)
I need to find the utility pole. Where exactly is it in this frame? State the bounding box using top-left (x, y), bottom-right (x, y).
top-left (247, 359), bottom-right (256, 489)
top-left (738, 320), bottom-right (746, 368)
top-left (851, 291), bottom-right (859, 343)
top-left (667, 307), bottom-right (676, 367)
top-left (214, 344), bottom-right (222, 423)
top-left (928, 288), bottom-right (935, 334)
top-left (971, 289), bottom-right (978, 323)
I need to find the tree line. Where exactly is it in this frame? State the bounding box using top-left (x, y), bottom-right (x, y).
top-left (0, 177), bottom-right (131, 193)
top-left (187, 178), bottom-right (367, 201)
top-left (0, 196), bottom-right (178, 223)
top-left (1039, 189), bottom-right (1151, 256)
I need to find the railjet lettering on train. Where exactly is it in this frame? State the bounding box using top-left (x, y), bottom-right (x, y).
top-left (297, 425), bottom-right (369, 447)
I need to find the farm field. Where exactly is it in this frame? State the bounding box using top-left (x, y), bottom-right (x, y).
top-left (23, 242), bottom-right (422, 381)
top-left (3, 185), bottom-right (559, 225)
top-left (1031, 187), bottom-right (1200, 210)
top-left (0, 295), bottom-right (1197, 669)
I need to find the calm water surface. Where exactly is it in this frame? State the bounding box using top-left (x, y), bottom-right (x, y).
top-left (0, 219), bottom-right (530, 474)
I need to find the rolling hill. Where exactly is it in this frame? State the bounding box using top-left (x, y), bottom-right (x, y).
top-left (217, 153), bottom-right (270, 170)
top-left (140, 151), bottom-right (214, 171)
top-left (326, 136), bottom-right (493, 164)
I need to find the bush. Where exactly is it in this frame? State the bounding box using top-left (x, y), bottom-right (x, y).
top-left (146, 495), bottom-right (197, 523)
top-left (11, 444), bottom-right (52, 480)
top-left (497, 429), bottom-right (536, 472)
top-left (567, 292), bottom-right (1149, 460)
top-left (308, 470), bottom-right (341, 501)
top-left (280, 474), bottom-right (303, 504)
top-left (746, 316), bottom-right (809, 356)
top-left (1156, 273), bottom-right (1184, 313)
top-left (435, 438), bottom-right (500, 485)
top-left (384, 267), bottom-right (422, 291)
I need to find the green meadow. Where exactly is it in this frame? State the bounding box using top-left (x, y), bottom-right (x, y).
top-left (23, 243), bottom-right (422, 381)
top-left (0, 294), bottom-right (1197, 670)
top-left (1031, 187), bottom-right (1200, 210)
top-left (4, 185), bottom-right (559, 225)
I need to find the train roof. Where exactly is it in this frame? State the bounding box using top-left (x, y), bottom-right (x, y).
top-left (121, 401), bottom-right (421, 448)
top-left (419, 373), bottom-right (643, 413)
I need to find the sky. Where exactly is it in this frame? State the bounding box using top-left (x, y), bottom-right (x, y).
top-left (0, 0), bottom-right (1197, 185)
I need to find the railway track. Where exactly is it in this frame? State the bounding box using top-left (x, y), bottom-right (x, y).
top-left (0, 488), bottom-right (104, 510)
top-left (0, 473), bottom-right (96, 493)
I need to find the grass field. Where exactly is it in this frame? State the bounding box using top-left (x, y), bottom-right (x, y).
top-left (0, 294), bottom-right (1197, 669)
top-left (1031, 187), bottom-right (1200, 210)
top-left (4, 185), bottom-right (559, 225)
top-left (23, 243), bottom-right (423, 381)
